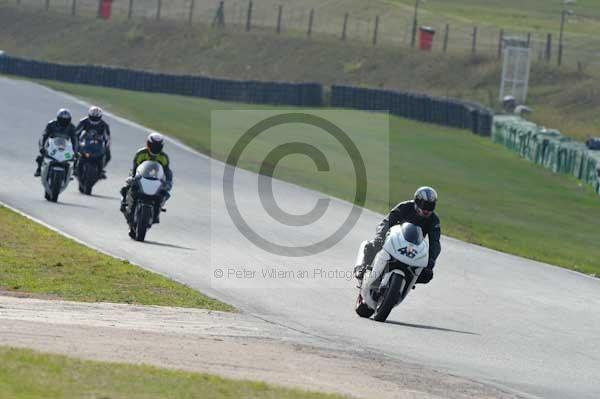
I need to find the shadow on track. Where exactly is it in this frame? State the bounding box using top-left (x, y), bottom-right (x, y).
top-left (143, 240), bottom-right (196, 251)
top-left (90, 194), bottom-right (121, 201)
top-left (386, 320), bottom-right (479, 336)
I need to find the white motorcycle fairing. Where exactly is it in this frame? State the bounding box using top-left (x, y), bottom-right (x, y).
top-left (41, 137), bottom-right (74, 201)
top-left (360, 224), bottom-right (429, 311)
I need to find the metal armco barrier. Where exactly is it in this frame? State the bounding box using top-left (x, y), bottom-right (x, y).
top-left (0, 55), bottom-right (493, 135)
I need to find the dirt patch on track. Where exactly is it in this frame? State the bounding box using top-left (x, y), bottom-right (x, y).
top-left (0, 296), bottom-right (519, 399)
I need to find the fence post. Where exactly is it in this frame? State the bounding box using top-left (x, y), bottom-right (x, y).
top-left (188, 0), bottom-right (195, 24)
top-left (372, 15), bottom-right (379, 46)
top-left (471, 26), bottom-right (478, 56)
top-left (545, 33), bottom-right (552, 61)
top-left (245, 1), bottom-right (253, 31)
top-left (71, 0), bottom-right (76, 16)
top-left (307, 8), bottom-right (314, 37)
top-left (45, 0), bottom-right (50, 11)
top-left (276, 5), bottom-right (282, 34)
top-left (128, 0), bottom-right (133, 19)
top-left (212, 1), bottom-right (225, 28)
top-left (497, 29), bottom-right (504, 59)
top-left (526, 32), bottom-right (531, 47)
top-left (443, 24), bottom-right (449, 53)
top-left (156, 0), bottom-right (162, 21)
top-left (341, 12), bottom-right (348, 41)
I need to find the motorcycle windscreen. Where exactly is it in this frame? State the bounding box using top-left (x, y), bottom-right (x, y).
top-left (400, 223), bottom-right (424, 245)
top-left (136, 161), bottom-right (165, 181)
top-left (139, 178), bottom-right (163, 196)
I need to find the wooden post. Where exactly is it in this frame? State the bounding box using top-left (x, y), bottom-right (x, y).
top-left (545, 33), bottom-right (552, 61)
top-left (307, 8), bottom-right (314, 37)
top-left (245, 1), bottom-right (253, 31)
top-left (212, 1), bottom-right (225, 28)
top-left (128, 0), bottom-right (133, 19)
top-left (276, 5), bottom-right (282, 34)
top-left (156, 0), bottom-right (162, 21)
top-left (341, 12), bottom-right (348, 41)
top-left (471, 26), bottom-right (478, 56)
top-left (526, 32), bottom-right (531, 48)
top-left (497, 29), bottom-right (504, 59)
top-left (372, 15), bottom-right (379, 46)
top-left (188, 0), bottom-right (195, 24)
top-left (71, 0), bottom-right (76, 16)
top-left (45, 0), bottom-right (50, 11)
top-left (443, 24), bottom-right (449, 53)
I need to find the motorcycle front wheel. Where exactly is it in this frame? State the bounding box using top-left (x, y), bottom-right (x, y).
top-left (373, 273), bottom-right (403, 322)
top-left (135, 204), bottom-right (152, 242)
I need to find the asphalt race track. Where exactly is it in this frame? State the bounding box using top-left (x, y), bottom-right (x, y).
top-left (0, 77), bottom-right (599, 399)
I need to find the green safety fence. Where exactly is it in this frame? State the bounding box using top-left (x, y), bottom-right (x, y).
top-left (493, 115), bottom-right (600, 196)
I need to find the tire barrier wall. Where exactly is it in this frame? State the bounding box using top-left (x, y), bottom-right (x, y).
top-left (0, 55), bottom-right (324, 107)
top-left (0, 55), bottom-right (493, 135)
top-left (330, 85), bottom-right (494, 136)
top-left (493, 115), bottom-right (600, 196)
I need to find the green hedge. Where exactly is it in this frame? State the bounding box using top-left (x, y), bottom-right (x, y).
top-left (493, 116), bottom-right (600, 195)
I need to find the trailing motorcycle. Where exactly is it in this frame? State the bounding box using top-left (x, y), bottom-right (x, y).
top-left (354, 223), bottom-right (428, 322)
top-left (77, 131), bottom-right (106, 195)
top-left (40, 137), bottom-right (75, 202)
top-left (122, 160), bottom-right (167, 242)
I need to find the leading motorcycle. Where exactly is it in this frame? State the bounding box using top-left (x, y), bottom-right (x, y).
top-left (40, 137), bottom-right (75, 202)
top-left (122, 160), bottom-right (166, 242)
top-left (354, 223), bottom-right (428, 322)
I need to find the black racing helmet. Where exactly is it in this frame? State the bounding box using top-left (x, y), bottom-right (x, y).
top-left (146, 132), bottom-right (164, 155)
top-left (56, 108), bottom-right (72, 127)
top-left (414, 186), bottom-right (438, 218)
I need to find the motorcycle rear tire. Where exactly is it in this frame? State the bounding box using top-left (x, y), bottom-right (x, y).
top-left (373, 273), bottom-right (403, 322)
top-left (355, 294), bottom-right (374, 318)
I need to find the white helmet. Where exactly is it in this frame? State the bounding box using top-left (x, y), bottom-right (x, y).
top-left (88, 106), bottom-right (103, 124)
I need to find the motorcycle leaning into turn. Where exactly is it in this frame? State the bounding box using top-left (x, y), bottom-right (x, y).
top-left (354, 223), bottom-right (429, 322)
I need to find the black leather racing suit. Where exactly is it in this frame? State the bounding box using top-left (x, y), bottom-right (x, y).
top-left (75, 117), bottom-right (111, 168)
top-left (363, 200), bottom-right (441, 283)
top-left (36, 120), bottom-right (78, 169)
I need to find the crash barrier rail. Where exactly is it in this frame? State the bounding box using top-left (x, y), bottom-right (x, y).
top-left (0, 55), bottom-right (493, 135)
top-left (331, 85), bottom-right (493, 136)
top-left (0, 55), bottom-right (323, 107)
top-left (493, 115), bottom-right (600, 196)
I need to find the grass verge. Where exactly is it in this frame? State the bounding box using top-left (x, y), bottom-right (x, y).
top-left (0, 205), bottom-right (233, 310)
top-left (0, 346), bottom-right (342, 399)
top-left (36, 79), bottom-right (600, 276)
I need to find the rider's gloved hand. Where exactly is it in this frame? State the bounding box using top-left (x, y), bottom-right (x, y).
top-left (417, 267), bottom-right (434, 284)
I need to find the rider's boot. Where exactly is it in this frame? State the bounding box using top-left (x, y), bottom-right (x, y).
top-left (34, 167), bottom-right (41, 177)
top-left (99, 169), bottom-right (107, 179)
